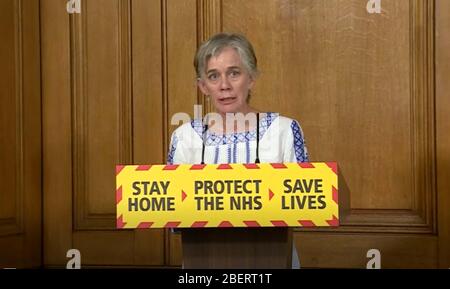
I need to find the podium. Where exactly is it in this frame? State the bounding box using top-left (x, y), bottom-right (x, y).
top-left (116, 163), bottom-right (339, 269)
top-left (181, 227), bottom-right (293, 269)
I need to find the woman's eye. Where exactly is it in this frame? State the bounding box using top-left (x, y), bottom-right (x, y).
top-left (208, 74), bottom-right (218, 80)
top-left (230, 71), bottom-right (240, 77)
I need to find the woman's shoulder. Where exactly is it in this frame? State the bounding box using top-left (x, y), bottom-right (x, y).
top-left (268, 113), bottom-right (302, 128)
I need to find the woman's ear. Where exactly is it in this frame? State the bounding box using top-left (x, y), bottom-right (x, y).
top-left (248, 76), bottom-right (255, 90)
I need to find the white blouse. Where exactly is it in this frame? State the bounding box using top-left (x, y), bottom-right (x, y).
top-left (168, 112), bottom-right (308, 165)
top-left (167, 112), bottom-right (308, 269)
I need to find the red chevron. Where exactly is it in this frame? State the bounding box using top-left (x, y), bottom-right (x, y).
top-left (326, 162), bottom-right (338, 174)
top-left (298, 220), bottom-right (316, 227)
top-left (191, 221), bottom-right (208, 228)
top-left (137, 222), bottom-right (154, 229)
top-left (271, 220), bottom-right (288, 227)
top-left (136, 165), bottom-right (151, 171)
top-left (164, 221), bottom-right (181, 228)
top-left (116, 165), bottom-right (125, 175)
top-left (218, 221), bottom-right (233, 227)
top-left (332, 186), bottom-right (338, 204)
top-left (116, 186), bottom-right (122, 204)
top-left (269, 189), bottom-right (274, 201)
top-left (116, 215), bottom-right (126, 228)
top-left (243, 221), bottom-right (260, 227)
top-left (326, 215), bottom-right (339, 226)
top-left (298, 162), bottom-right (315, 168)
top-left (163, 165), bottom-right (179, 170)
top-left (190, 164), bottom-right (206, 170)
top-left (217, 164), bottom-right (233, 170)
top-left (181, 190), bottom-right (187, 202)
top-left (244, 163), bottom-right (260, 169)
top-left (271, 163), bottom-right (287, 169)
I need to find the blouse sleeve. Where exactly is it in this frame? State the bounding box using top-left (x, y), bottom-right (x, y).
top-left (283, 120), bottom-right (309, 163)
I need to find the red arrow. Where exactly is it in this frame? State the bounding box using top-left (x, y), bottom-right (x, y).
top-left (182, 190), bottom-right (187, 202)
top-left (269, 189), bottom-right (274, 201)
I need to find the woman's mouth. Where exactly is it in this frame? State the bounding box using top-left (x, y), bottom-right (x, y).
top-left (218, 97), bottom-right (237, 105)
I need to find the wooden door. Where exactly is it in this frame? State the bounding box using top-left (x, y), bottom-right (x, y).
top-left (0, 0), bottom-right (41, 268)
top-left (39, 0), bottom-right (450, 268)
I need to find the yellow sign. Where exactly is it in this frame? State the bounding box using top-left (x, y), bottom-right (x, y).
top-left (116, 162), bottom-right (338, 229)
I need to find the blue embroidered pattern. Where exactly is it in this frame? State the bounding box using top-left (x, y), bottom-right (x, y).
top-left (245, 141), bottom-right (250, 163)
top-left (214, 146), bottom-right (219, 164)
top-left (291, 120), bottom-right (309, 162)
top-left (167, 134), bottom-right (178, 164)
top-left (233, 139), bottom-right (237, 163)
top-left (191, 112), bottom-right (278, 146)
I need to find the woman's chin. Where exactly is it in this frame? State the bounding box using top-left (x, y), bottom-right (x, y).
top-left (216, 106), bottom-right (237, 115)
top-left (215, 103), bottom-right (248, 115)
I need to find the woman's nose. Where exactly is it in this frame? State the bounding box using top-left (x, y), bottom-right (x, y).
top-left (219, 75), bottom-right (231, 90)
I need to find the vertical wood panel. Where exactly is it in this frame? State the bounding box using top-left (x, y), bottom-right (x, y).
top-left (165, 0), bottom-right (198, 266)
top-left (72, 0), bottom-right (123, 228)
top-left (70, 0), bottom-right (135, 229)
top-left (132, 0), bottom-right (165, 265)
top-left (21, 0), bottom-right (42, 268)
top-left (42, 0), bottom-right (73, 265)
top-left (436, 0), bottom-right (450, 269)
top-left (0, 0), bottom-right (19, 228)
top-left (166, 0), bottom-right (198, 137)
top-left (197, 0), bottom-right (222, 112)
top-left (0, 0), bottom-right (41, 268)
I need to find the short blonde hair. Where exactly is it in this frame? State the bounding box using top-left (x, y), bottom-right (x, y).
top-left (194, 33), bottom-right (258, 79)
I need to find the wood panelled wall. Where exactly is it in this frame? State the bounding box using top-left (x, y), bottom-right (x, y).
top-left (0, 0), bottom-right (41, 268)
top-left (1, 0), bottom-right (449, 268)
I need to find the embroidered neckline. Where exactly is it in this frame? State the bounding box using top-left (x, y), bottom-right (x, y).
top-left (191, 112), bottom-right (279, 146)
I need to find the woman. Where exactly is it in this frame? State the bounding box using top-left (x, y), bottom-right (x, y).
top-left (167, 33), bottom-right (308, 268)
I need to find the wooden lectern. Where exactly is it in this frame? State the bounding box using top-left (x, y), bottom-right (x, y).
top-left (181, 227), bottom-right (293, 269)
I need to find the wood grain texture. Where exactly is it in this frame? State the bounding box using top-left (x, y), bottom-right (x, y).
top-left (222, 0), bottom-right (435, 231)
top-left (296, 232), bottom-right (437, 268)
top-left (132, 0), bottom-right (166, 266)
top-left (436, 0), bottom-right (450, 269)
top-left (41, 0), bottom-right (73, 265)
top-left (0, 0), bottom-right (19, 231)
top-left (216, 0), bottom-right (439, 268)
top-left (72, 0), bottom-right (123, 229)
top-left (223, 0), bottom-right (413, 210)
top-left (165, 0), bottom-right (199, 266)
top-left (0, 0), bottom-right (41, 268)
top-left (37, 0), bottom-right (448, 268)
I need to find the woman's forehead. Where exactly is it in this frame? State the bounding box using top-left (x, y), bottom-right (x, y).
top-left (206, 47), bottom-right (243, 70)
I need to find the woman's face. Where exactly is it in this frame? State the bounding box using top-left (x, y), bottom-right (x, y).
top-left (198, 47), bottom-right (255, 115)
